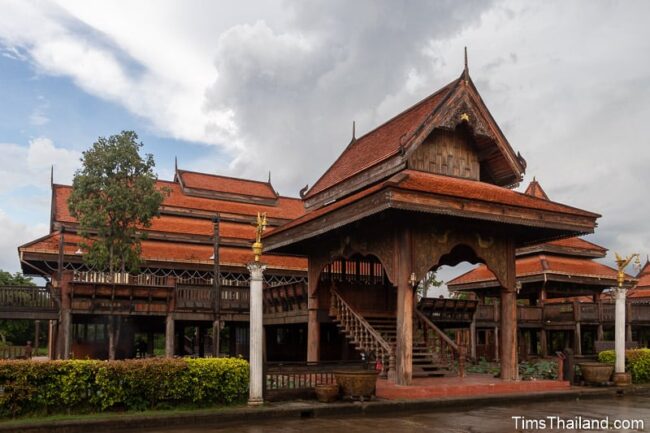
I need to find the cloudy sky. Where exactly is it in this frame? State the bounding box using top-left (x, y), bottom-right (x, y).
top-left (0, 0), bottom-right (649, 286)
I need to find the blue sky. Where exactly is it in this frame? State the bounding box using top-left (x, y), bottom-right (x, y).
top-left (1, 1), bottom-right (650, 290)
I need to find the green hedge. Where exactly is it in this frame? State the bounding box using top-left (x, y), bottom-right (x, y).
top-left (598, 348), bottom-right (650, 383)
top-left (0, 357), bottom-right (249, 418)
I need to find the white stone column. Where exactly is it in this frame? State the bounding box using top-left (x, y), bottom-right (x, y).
top-left (247, 262), bottom-right (266, 406)
top-left (615, 287), bottom-right (626, 375)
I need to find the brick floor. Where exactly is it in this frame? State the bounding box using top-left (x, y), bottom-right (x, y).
top-left (376, 373), bottom-right (571, 400)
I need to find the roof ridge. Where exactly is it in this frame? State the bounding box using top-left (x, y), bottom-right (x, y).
top-left (177, 168), bottom-right (273, 187)
top-left (305, 77), bottom-right (462, 198)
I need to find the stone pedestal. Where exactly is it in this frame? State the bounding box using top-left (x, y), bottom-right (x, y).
top-left (614, 371), bottom-right (632, 386)
top-left (247, 262), bottom-right (266, 406)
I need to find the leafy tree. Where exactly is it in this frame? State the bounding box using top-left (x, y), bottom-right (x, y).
top-left (417, 271), bottom-right (443, 298)
top-left (0, 271), bottom-right (36, 346)
top-left (68, 131), bottom-right (168, 273)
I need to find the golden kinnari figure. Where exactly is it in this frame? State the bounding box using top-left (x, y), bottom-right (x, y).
top-left (614, 252), bottom-right (641, 288)
top-left (252, 212), bottom-right (268, 262)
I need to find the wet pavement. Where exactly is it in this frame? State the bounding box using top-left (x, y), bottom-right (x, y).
top-left (131, 395), bottom-right (650, 433)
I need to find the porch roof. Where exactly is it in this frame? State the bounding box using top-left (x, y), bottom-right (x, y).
top-left (264, 169), bottom-right (599, 253)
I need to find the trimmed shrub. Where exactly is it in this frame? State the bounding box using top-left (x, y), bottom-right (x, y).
top-left (598, 348), bottom-right (650, 383)
top-left (0, 357), bottom-right (248, 418)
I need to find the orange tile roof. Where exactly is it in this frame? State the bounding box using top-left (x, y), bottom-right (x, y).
top-left (54, 182), bottom-right (305, 223)
top-left (448, 255), bottom-right (621, 286)
top-left (631, 261), bottom-right (650, 296)
top-left (396, 170), bottom-right (598, 217)
top-left (20, 232), bottom-right (306, 271)
top-left (267, 170), bottom-right (599, 243)
top-left (523, 178), bottom-right (549, 200)
top-left (544, 237), bottom-right (606, 253)
top-left (305, 79), bottom-right (458, 198)
top-left (177, 170), bottom-right (277, 199)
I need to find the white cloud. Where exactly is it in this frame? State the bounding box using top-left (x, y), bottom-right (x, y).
top-left (0, 137), bottom-right (80, 193)
top-left (0, 208), bottom-right (48, 272)
top-left (0, 0), bottom-right (649, 276)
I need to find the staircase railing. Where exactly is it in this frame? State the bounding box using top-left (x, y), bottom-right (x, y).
top-left (414, 309), bottom-right (461, 371)
top-left (329, 288), bottom-right (394, 377)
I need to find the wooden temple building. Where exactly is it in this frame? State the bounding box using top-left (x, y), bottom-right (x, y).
top-left (262, 64), bottom-right (601, 384)
top-left (7, 60), bottom-right (648, 386)
top-left (447, 179), bottom-right (648, 360)
top-left (15, 169), bottom-right (312, 360)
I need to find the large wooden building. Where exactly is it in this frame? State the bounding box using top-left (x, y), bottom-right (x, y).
top-left (448, 179), bottom-right (647, 359)
top-left (262, 65), bottom-right (600, 383)
top-left (17, 169), bottom-right (312, 360)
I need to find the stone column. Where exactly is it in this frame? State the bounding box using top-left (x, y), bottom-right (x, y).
top-left (165, 314), bottom-right (175, 358)
top-left (395, 227), bottom-right (413, 386)
top-left (247, 262), bottom-right (266, 406)
top-left (614, 288), bottom-right (626, 376)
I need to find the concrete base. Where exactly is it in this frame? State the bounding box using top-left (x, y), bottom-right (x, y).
top-left (247, 397), bottom-right (264, 406)
top-left (613, 372), bottom-right (632, 386)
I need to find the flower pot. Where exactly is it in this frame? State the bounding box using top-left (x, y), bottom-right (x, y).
top-left (334, 370), bottom-right (379, 401)
top-left (578, 362), bottom-right (614, 385)
top-left (315, 383), bottom-right (339, 403)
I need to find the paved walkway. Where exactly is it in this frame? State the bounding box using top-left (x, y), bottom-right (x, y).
top-left (376, 373), bottom-right (570, 400)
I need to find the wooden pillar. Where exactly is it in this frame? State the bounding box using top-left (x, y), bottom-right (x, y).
top-left (395, 226), bottom-right (413, 386)
top-left (59, 271), bottom-right (73, 360)
top-left (469, 317), bottom-right (477, 361)
top-left (107, 316), bottom-right (122, 360)
top-left (48, 320), bottom-right (58, 359)
top-left (626, 324), bottom-right (633, 342)
top-left (212, 320), bottom-right (221, 357)
top-left (34, 320), bottom-right (40, 354)
top-left (307, 260), bottom-right (321, 362)
top-left (574, 322), bottom-right (582, 356)
top-left (597, 324), bottom-right (604, 341)
top-left (165, 315), bottom-right (175, 358)
top-left (540, 328), bottom-right (548, 357)
top-left (147, 331), bottom-right (155, 357)
top-left (494, 326), bottom-right (500, 361)
top-left (212, 216), bottom-right (221, 357)
top-left (499, 239), bottom-right (517, 380)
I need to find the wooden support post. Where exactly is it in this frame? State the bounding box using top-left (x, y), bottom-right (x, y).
top-left (494, 326), bottom-right (500, 361)
top-left (212, 215), bottom-right (221, 357)
top-left (499, 239), bottom-right (517, 380)
top-left (48, 320), bottom-right (57, 360)
top-left (60, 271), bottom-right (73, 360)
top-left (626, 324), bottom-right (633, 342)
top-left (395, 226), bottom-right (413, 386)
top-left (307, 260), bottom-right (321, 363)
top-left (212, 320), bottom-right (220, 357)
top-left (34, 320), bottom-right (40, 354)
top-left (469, 317), bottom-right (477, 361)
top-left (575, 322), bottom-right (582, 356)
top-left (165, 314), bottom-right (175, 358)
top-left (147, 331), bottom-right (155, 357)
top-left (107, 316), bottom-right (122, 360)
top-left (597, 324), bottom-right (604, 341)
top-left (540, 328), bottom-right (548, 357)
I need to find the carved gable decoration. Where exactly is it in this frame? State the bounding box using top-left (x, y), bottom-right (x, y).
top-left (408, 128), bottom-right (480, 180)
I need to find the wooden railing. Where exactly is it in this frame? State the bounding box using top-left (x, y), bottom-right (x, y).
top-left (0, 286), bottom-right (55, 310)
top-left (329, 288), bottom-right (394, 376)
top-left (414, 309), bottom-right (460, 370)
top-left (517, 306), bottom-right (542, 322)
top-left (73, 271), bottom-right (169, 286)
top-left (264, 360), bottom-right (365, 401)
top-left (0, 346), bottom-right (27, 359)
top-left (475, 304), bottom-right (498, 322)
top-left (175, 286), bottom-right (250, 311)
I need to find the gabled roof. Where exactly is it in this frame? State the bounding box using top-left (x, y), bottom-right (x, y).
top-left (20, 232), bottom-right (306, 271)
top-left (447, 254), bottom-right (629, 289)
top-left (264, 169), bottom-right (600, 252)
top-left (303, 72), bottom-right (526, 204)
top-left (630, 259), bottom-right (650, 298)
top-left (524, 177), bottom-right (549, 200)
top-left (176, 169), bottom-right (278, 200)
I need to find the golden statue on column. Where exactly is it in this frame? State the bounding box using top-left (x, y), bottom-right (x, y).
top-left (252, 212), bottom-right (267, 262)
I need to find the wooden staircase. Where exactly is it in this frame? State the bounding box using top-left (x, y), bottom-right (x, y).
top-left (329, 288), bottom-right (461, 378)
